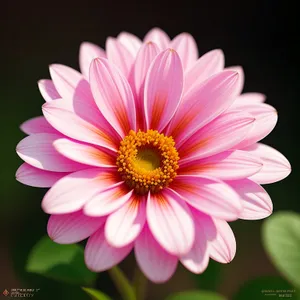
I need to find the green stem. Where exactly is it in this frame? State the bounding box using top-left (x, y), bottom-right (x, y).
top-left (108, 266), bottom-right (136, 300)
top-left (133, 265), bottom-right (148, 300)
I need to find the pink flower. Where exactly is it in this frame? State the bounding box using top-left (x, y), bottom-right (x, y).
top-left (16, 28), bottom-right (291, 283)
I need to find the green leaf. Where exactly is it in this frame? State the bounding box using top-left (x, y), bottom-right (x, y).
top-left (26, 235), bottom-right (96, 285)
top-left (262, 211), bottom-right (300, 288)
top-left (233, 276), bottom-right (299, 300)
top-left (165, 290), bottom-right (226, 300)
top-left (82, 287), bottom-right (112, 300)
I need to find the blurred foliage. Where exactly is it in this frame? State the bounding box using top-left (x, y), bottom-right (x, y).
top-left (192, 260), bottom-right (222, 291)
top-left (262, 211), bottom-right (300, 289)
top-left (165, 290), bottom-right (226, 300)
top-left (26, 236), bottom-right (96, 285)
top-left (82, 287), bottom-right (112, 300)
top-left (232, 276), bottom-right (299, 300)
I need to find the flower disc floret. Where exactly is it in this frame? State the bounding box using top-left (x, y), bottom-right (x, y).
top-left (116, 130), bottom-right (179, 194)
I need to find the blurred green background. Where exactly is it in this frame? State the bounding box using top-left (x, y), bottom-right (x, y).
top-left (1, 0), bottom-right (299, 299)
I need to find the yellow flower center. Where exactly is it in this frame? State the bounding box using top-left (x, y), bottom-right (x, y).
top-left (116, 130), bottom-right (180, 195)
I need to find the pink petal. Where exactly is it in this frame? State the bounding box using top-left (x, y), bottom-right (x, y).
top-left (85, 226), bottom-right (133, 272)
top-left (117, 32), bottom-right (142, 57)
top-left (49, 64), bottom-right (92, 101)
top-left (84, 183), bottom-right (133, 217)
top-left (42, 99), bottom-right (119, 152)
top-left (135, 224), bottom-right (178, 283)
top-left (144, 49), bottom-right (183, 132)
top-left (144, 28), bottom-right (170, 50)
top-left (226, 66), bottom-right (244, 95)
top-left (132, 42), bottom-right (160, 129)
top-left (79, 42), bottom-right (106, 79)
top-left (47, 210), bottom-right (105, 244)
top-left (234, 93), bottom-right (266, 105)
top-left (243, 143), bottom-right (291, 184)
top-left (132, 41), bottom-right (160, 97)
top-left (183, 49), bottom-right (225, 96)
top-left (16, 163), bottom-right (68, 188)
top-left (53, 138), bottom-right (116, 168)
top-left (42, 168), bottom-right (117, 214)
top-left (106, 37), bottom-right (135, 78)
top-left (147, 189), bottom-right (195, 256)
top-left (227, 178), bottom-right (273, 220)
top-left (20, 116), bottom-right (57, 135)
top-left (233, 103), bottom-right (278, 149)
top-left (171, 33), bottom-right (198, 70)
top-left (16, 133), bottom-right (87, 172)
top-left (179, 150), bottom-right (263, 180)
top-left (178, 110), bottom-right (255, 164)
top-left (180, 209), bottom-right (209, 274)
top-left (105, 194), bottom-right (146, 247)
top-left (90, 58), bottom-right (136, 138)
top-left (166, 70), bottom-right (240, 147)
top-left (172, 175), bottom-right (242, 221)
top-left (208, 218), bottom-right (236, 263)
top-left (38, 79), bottom-right (60, 102)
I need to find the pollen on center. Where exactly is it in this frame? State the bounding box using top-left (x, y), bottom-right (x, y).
top-left (116, 130), bottom-right (180, 195)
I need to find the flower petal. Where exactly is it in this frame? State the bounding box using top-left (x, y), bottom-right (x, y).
top-left (105, 194), bottom-right (146, 247)
top-left (147, 189), bottom-right (195, 256)
top-left (227, 178), bottom-right (273, 220)
top-left (38, 79), bottom-right (60, 102)
top-left (16, 163), bottom-right (68, 188)
top-left (179, 150), bottom-right (263, 180)
top-left (166, 70), bottom-right (240, 147)
top-left (243, 143), bottom-right (291, 184)
top-left (42, 98), bottom-right (119, 152)
top-left (226, 66), bottom-right (244, 95)
top-left (131, 42), bottom-right (159, 130)
top-left (16, 133), bottom-right (87, 172)
top-left (208, 218), bottom-right (236, 263)
top-left (90, 58), bottom-right (136, 138)
top-left (49, 64), bottom-right (92, 101)
top-left (178, 110), bottom-right (255, 164)
top-left (53, 138), bottom-right (116, 168)
top-left (135, 224), bottom-right (178, 283)
top-left (180, 209), bottom-right (210, 274)
top-left (234, 93), bottom-right (266, 105)
top-left (84, 183), bottom-right (133, 217)
top-left (85, 226), bottom-right (133, 272)
top-left (171, 33), bottom-right (198, 70)
top-left (20, 116), bottom-right (57, 135)
top-left (42, 168), bottom-right (117, 214)
top-left (117, 32), bottom-right (142, 57)
top-left (106, 37), bottom-right (135, 78)
top-left (233, 103), bottom-right (278, 148)
top-left (144, 28), bottom-right (170, 50)
top-left (144, 49), bottom-right (183, 131)
top-left (79, 42), bottom-right (106, 79)
top-left (47, 210), bottom-right (105, 244)
top-left (183, 49), bottom-right (225, 95)
top-left (172, 175), bottom-right (242, 221)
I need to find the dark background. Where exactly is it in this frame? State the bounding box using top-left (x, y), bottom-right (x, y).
top-left (1, 0), bottom-right (299, 299)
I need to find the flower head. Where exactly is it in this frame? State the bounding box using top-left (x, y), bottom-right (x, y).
top-left (16, 28), bottom-right (291, 283)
